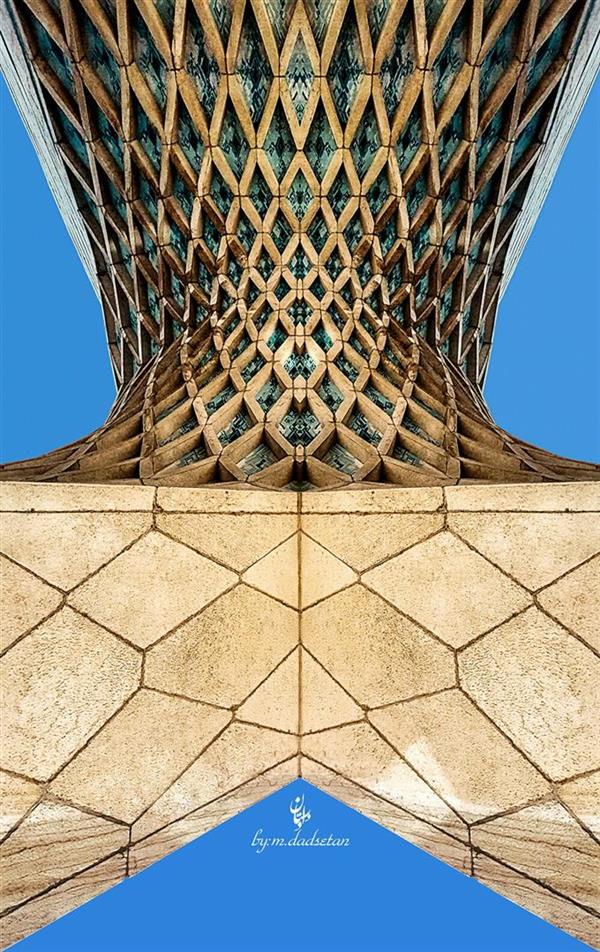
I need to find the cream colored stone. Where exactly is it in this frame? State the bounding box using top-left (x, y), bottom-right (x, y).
top-left (473, 800), bottom-right (600, 912)
top-left (459, 607), bottom-right (599, 780)
top-left (0, 556), bottom-right (61, 652)
top-left (4, 479), bottom-right (600, 951)
top-left (1, 607), bottom-right (140, 781)
top-left (157, 512), bottom-right (297, 571)
top-left (303, 586), bottom-right (455, 706)
top-left (300, 534), bottom-right (356, 608)
top-left (144, 585), bottom-right (298, 707)
top-left (0, 481), bottom-right (154, 512)
top-left (0, 853), bottom-right (126, 949)
top-left (238, 650), bottom-right (299, 732)
top-left (538, 555), bottom-right (600, 652)
top-left (301, 513), bottom-right (444, 571)
top-left (559, 772), bottom-right (600, 839)
top-left (129, 759), bottom-right (298, 873)
top-left (157, 486), bottom-right (297, 513)
top-left (50, 690), bottom-right (230, 823)
top-left (302, 487), bottom-right (444, 513)
top-left (301, 649), bottom-right (363, 732)
top-left (474, 853), bottom-right (600, 950)
top-left (446, 482), bottom-right (600, 512)
top-left (0, 771), bottom-right (42, 838)
top-left (69, 530), bottom-right (236, 647)
top-left (449, 512), bottom-right (600, 589)
top-left (302, 723), bottom-right (466, 838)
top-left (363, 531), bottom-right (531, 647)
top-left (242, 535), bottom-right (299, 607)
top-left (0, 512), bottom-right (151, 589)
top-left (369, 690), bottom-right (549, 823)
top-left (132, 722), bottom-right (297, 841)
top-left (1, 801), bottom-right (127, 914)
top-left (302, 759), bottom-right (471, 874)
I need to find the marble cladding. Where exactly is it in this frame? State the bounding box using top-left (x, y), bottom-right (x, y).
top-left (1, 481), bottom-right (599, 948)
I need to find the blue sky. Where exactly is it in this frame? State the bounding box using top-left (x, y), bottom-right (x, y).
top-left (485, 80), bottom-right (600, 463)
top-left (11, 780), bottom-right (594, 952)
top-left (0, 76), bottom-right (598, 464)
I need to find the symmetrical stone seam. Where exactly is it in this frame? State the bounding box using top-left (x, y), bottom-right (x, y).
top-left (1, 483), bottom-right (599, 948)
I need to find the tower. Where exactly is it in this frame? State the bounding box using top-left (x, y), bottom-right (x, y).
top-left (1, 0), bottom-right (599, 486)
top-left (1, 2), bottom-right (599, 949)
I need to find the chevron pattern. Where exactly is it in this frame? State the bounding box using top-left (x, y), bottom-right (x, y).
top-left (1, 0), bottom-right (599, 487)
top-left (1, 480), bottom-right (599, 947)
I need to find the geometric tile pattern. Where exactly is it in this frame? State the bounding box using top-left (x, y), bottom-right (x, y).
top-left (0, 481), bottom-right (299, 948)
top-left (1, 0), bottom-right (599, 487)
top-left (1, 479), bottom-right (599, 948)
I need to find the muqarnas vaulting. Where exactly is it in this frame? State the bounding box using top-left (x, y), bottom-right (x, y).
top-left (1, 0), bottom-right (599, 488)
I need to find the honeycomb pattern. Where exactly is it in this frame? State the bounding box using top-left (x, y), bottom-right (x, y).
top-left (1, 0), bottom-right (599, 488)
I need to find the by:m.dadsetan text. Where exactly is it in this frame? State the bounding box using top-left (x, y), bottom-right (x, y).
top-left (250, 794), bottom-right (351, 854)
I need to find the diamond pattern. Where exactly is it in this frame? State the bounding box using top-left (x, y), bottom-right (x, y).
top-left (69, 532), bottom-right (236, 648)
top-left (307, 210), bottom-right (329, 253)
top-left (351, 105), bottom-right (381, 178)
top-left (305, 103), bottom-right (336, 180)
top-left (272, 211), bottom-right (293, 252)
top-left (236, 7), bottom-right (272, 126)
top-left (287, 171), bottom-right (313, 220)
top-left (4, 0), bottom-right (596, 494)
top-left (328, 9), bottom-right (364, 125)
top-left (264, 104), bottom-right (295, 180)
top-left (364, 531), bottom-right (531, 648)
top-left (219, 105), bottom-right (249, 179)
top-left (305, 0), bottom-right (336, 45)
top-left (279, 409), bottom-right (321, 446)
top-left (381, 8), bottom-right (414, 118)
top-left (287, 34), bottom-right (314, 123)
top-left (249, 167), bottom-right (272, 218)
top-left (185, 7), bottom-right (220, 118)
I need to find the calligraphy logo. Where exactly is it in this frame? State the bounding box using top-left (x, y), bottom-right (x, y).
top-left (290, 794), bottom-right (311, 831)
top-left (250, 788), bottom-right (350, 853)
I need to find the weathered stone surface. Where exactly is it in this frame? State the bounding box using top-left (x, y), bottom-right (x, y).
top-left (2, 480), bottom-right (598, 949)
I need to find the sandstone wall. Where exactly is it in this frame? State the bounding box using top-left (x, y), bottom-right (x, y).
top-left (1, 482), bottom-right (598, 947)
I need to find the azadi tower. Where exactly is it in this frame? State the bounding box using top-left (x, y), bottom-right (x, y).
top-left (1, 0), bottom-right (599, 486)
top-left (0, 1), bottom-right (599, 949)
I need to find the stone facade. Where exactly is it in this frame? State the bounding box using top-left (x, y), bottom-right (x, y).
top-left (1, 480), bottom-right (598, 948)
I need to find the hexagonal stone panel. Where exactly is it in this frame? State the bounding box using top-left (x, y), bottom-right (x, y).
top-left (1, 607), bottom-right (140, 781)
top-left (0, 556), bottom-right (61, 652)
top-left (0, 512), bottom-right (150, 589)
top-left (301, 512), bottom-right (444, 570)
top-left (131, 722), bottom-right (297, 842)
top-left (302, 722), bottom-right (466, 838)
top-left (69, 531), bottom-right (237, 648)
top-left (237, 650), bottom-right (299, 733)
top-left (1, 802), bottom-right (127, 915)
top-left (144, 584), bottom-right (298, 707)
top-left (300, 649), bottom-right (363, 733)
top-left (472, 800), bottom-right (600, 913)
top-left (50, 690), bottom-right (230, 824)
top-left (449, 512), bottom-right (600, 589)
top-left (156, 512), bottom-right (297, 571)
top-left (370, 690), bottom-right (549, 823)
top-left (538, 554), bottom-right (600, 653)
top-left (363, 531), bottom-right (531, 647)
top-left (302, 585), bottom-right (455, 706)
top-left (459, 607), bottom-right (599, 780)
